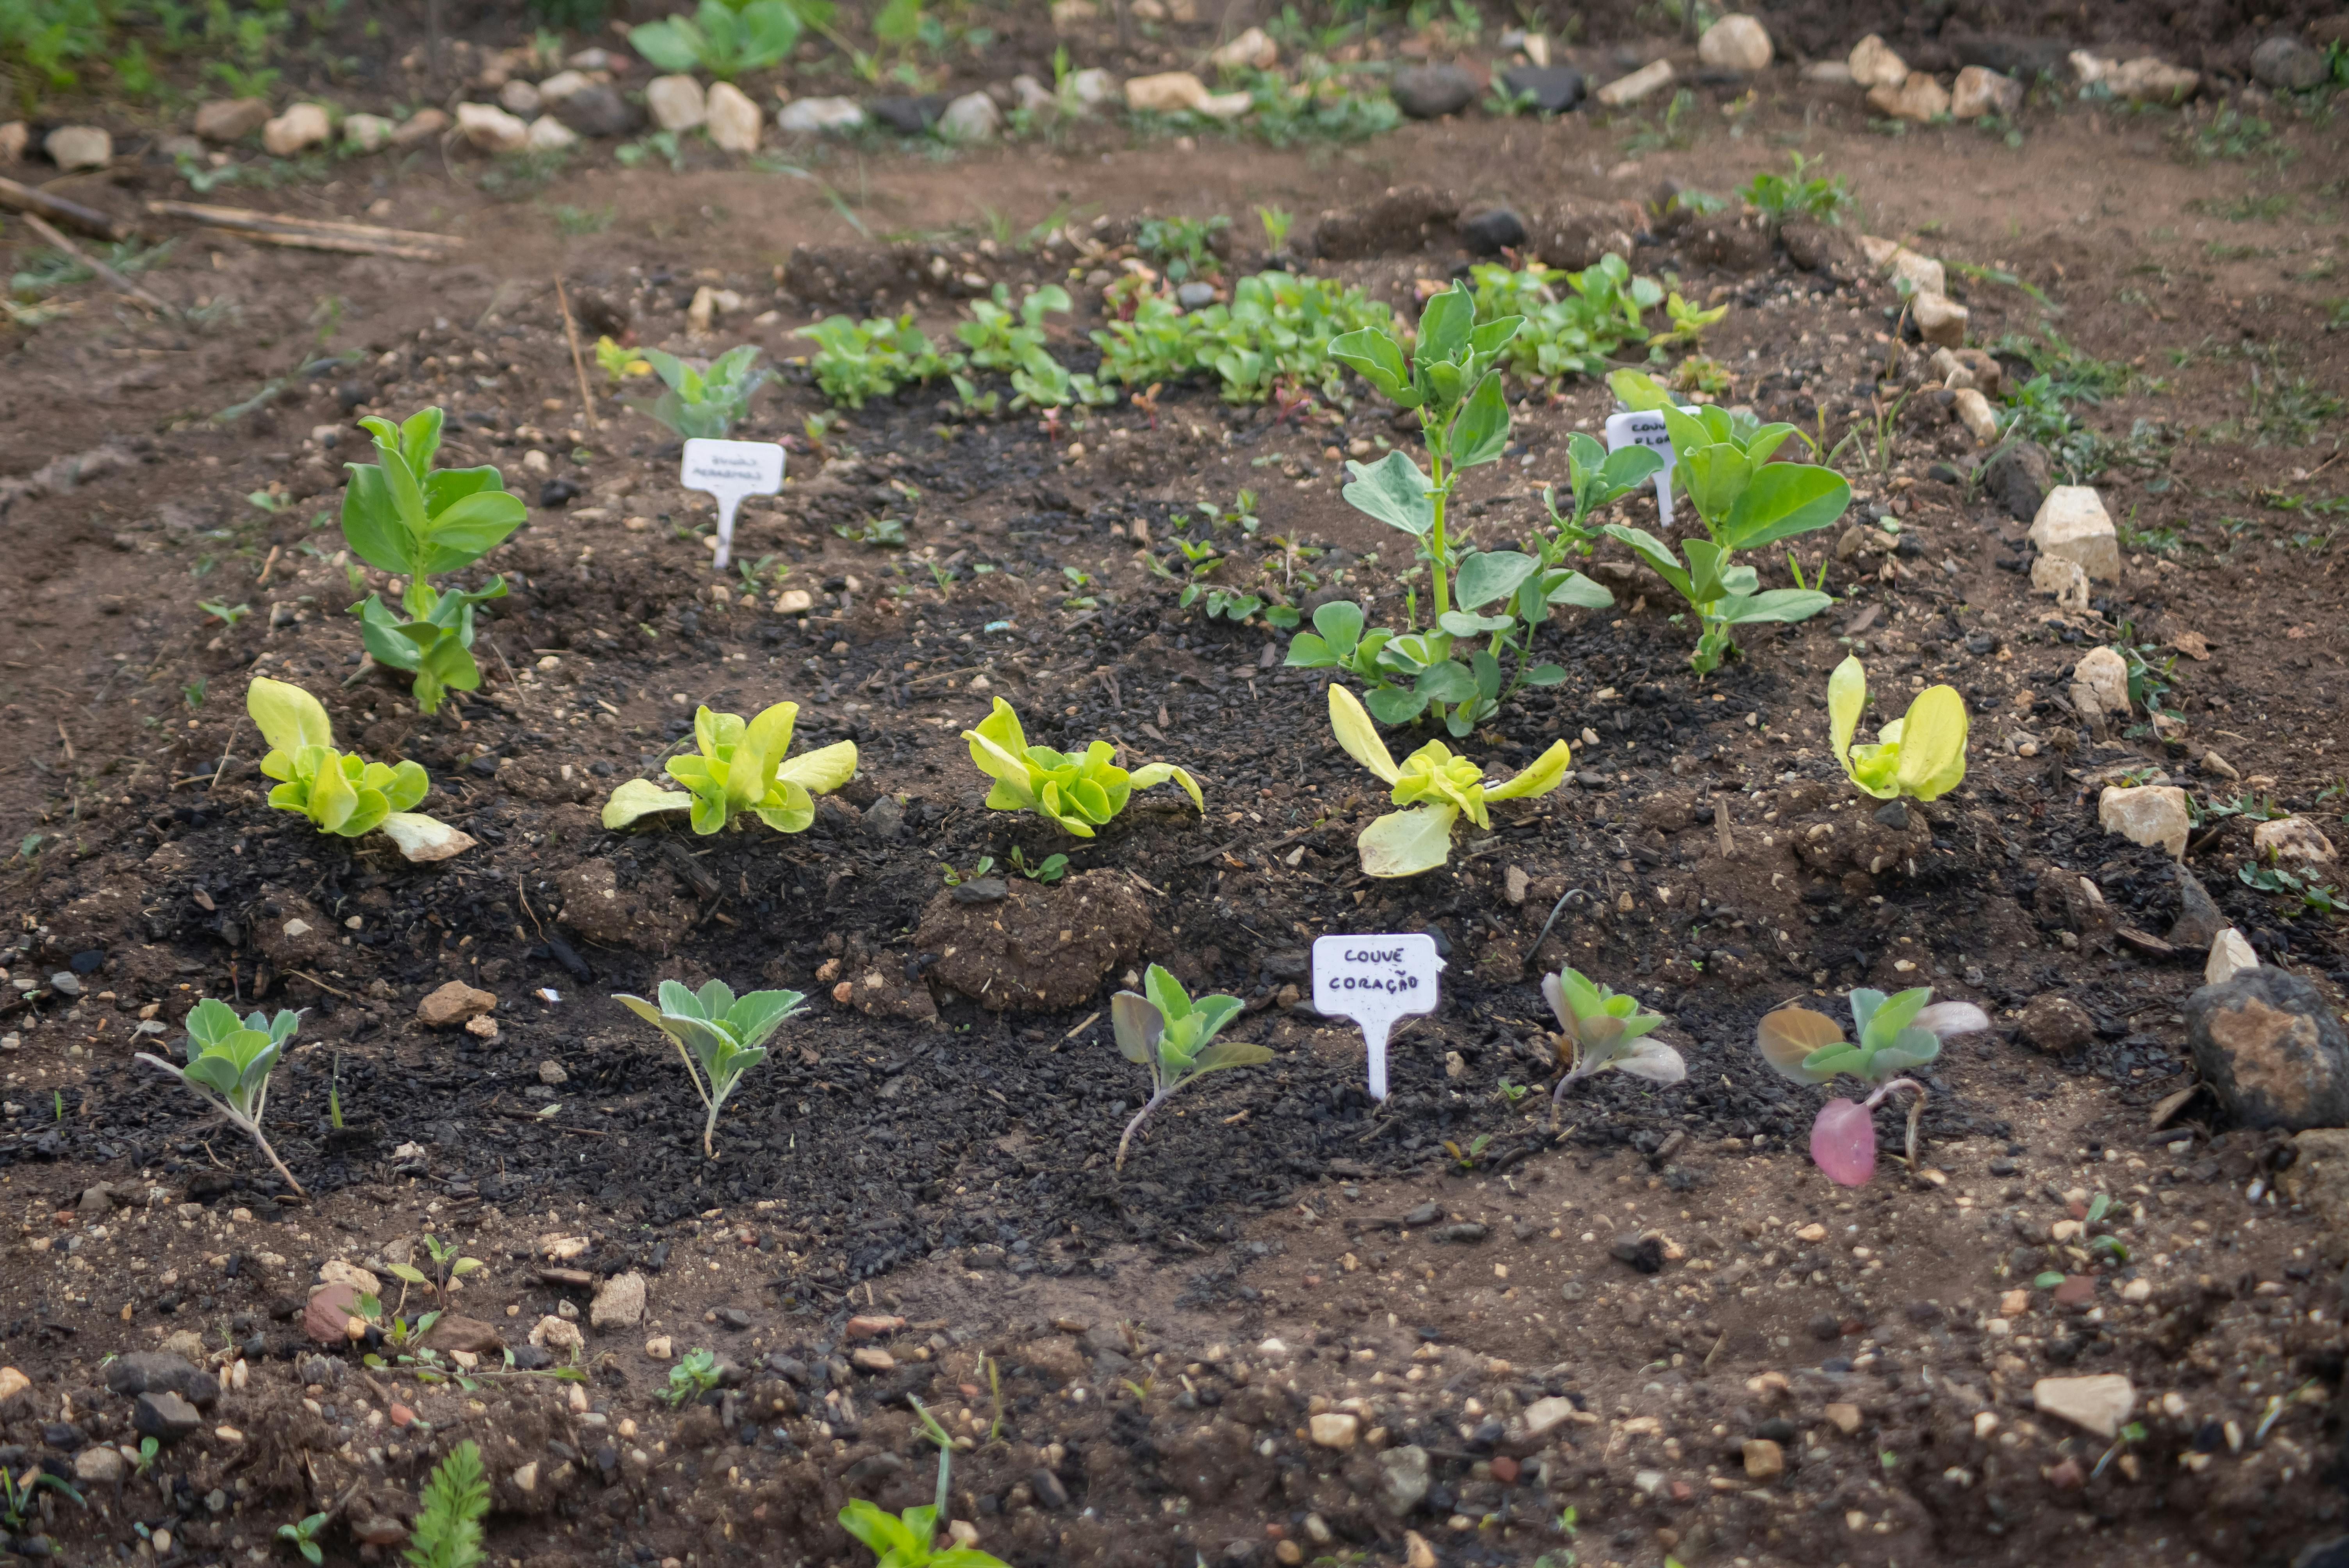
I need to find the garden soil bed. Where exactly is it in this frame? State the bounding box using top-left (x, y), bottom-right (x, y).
top-left (3, 53), bottom-right (2348, 1568)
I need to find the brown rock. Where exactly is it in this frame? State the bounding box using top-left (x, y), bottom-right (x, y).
top-left (253, 894), bottom-right (336, 969)
top-left (916, 870), bottom-right (1151, 1011)
top-left (1741, 1438), bottom-right (1784, 1479)
top-left (303, 1281), bottom-right (366, 1343)
top-left (417, 981), bottom-right (496, 1027)
top-left (422, 1315), bottom-right (506, 1354)
top-left (846, 1314), bottom-right (906, 1339)
top-left (1779, 214), bottom-right (1861, 278)
top-left (194, 98), bottom-right (271, 142)
top-left (2018, 994), bottom-right (2095, 1054)
top-left (1525, 200), bottom-right (1641, 271)
top-left (2276, 1127), bottom-right (2349, 1266)
top-left (2185, 967), bottom-right (2349, 1131)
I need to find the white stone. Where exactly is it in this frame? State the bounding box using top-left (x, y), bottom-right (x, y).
top-left (779, 96), bottom-right (866, 134)
top-left (2206, 928), bottom-right (2259, 985)
top-left (45, 125), bottom-right (112, 170)
top-left (1308, 1412), bottom-right (1359, 1449)
top-left (1914, 290), bottom-right (1968, 347)
top-left (704, 81), bottom-right (762, 152)
top-left (1951, 387), bottom-right (1997, 443)
top-left (1868, 73), bottom-right (1950, 122)
top-left (1522, 1395), bottom-right (1576, 1438)
top-left (2029, 486), bottom-right (2120, 581)
top-left (455, 103), bottom-right (530, 153)
top-left (1847, 34), bottom-right (1909, 88)
top-left (1012, 74), bottom-right (1057, 113)
top-left (591, 1270), bottom-right (648, 1329)
top-left (1068, 68), bottom-right (1118, 108)
top-left (1950, 65), bottom-right (2023, 119)
top-left (645, 74), bottom-right (708, 132)
top-left (2032, 554), bottom-right (2090, 610)
top-left (1124, 70), bottom-right (1212, 113)
top-left (390, 109), bottom-right (450, 148)
top-left (2072, 646), bottom-right (2131, 717)
top-left (263, 103), bottom-right (332, 156)
top-left (1697, 14), bottom-right (1772, 72)
top-left (937, 91), bottom-right (1002, 143)
top-left (528, 1316), bottom-right (584, 1352)
top-left (499, 78), bottom-right (543, 115)
top-left (2071, 51), bottom-right (2198, 101)
top-left (2099, 785), bottom-right (2190, 861)
top-left (1211, 25), bottom-right (1278, 70)
top-left (536, 70), bottom-right (592, 105)
top-left (2033, 1374), bottom-right (2135, 1440)
top-left (524, 115), bottom-right (578, 151)
top-left (341, 114), bottom-right (395, 153)
top-left (1596, 59), bottom-right (1674, 107)
top-left (1802, 61), bottom-right (1853, 84)
top-left (0, 121), bottom-right (27, 162)
top-left (2254, 816), bottom-right (2337, 867)
top-left (318, 1258), bottom-right (381, 1294)
top-left (1857, 234), bottom-right (1945, 296)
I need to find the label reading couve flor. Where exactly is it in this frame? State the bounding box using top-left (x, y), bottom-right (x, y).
top-left (1602, 405), bottom-right (1702, 531)
top-left (681, 437), bottom-right (785, 571)
top-left (1311, 933), bottom-right (1444, 1102)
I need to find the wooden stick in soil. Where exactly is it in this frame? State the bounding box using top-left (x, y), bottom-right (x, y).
top-left (554, 277), bottom-right (599, 432)
top-left (19, 211), bottom-right (178, 318)
top-left (143, 200), bottom-right (464, 261)
top-left (0, 175), bottom-right (131, 242)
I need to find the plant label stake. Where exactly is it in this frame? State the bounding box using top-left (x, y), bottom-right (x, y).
top-left (681, 438), bottom-right (784, 571)
top-left (1603, 405), bottom-right (1700, 530)
top-left (1312, 934), bottom-right (1442, 1101)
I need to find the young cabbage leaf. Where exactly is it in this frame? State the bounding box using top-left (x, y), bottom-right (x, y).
top-left (1542, 967), bottom-right (1684, 1110)
top-left (135, 997), bottom-right (307, 1197)
top-left (615, 979), bottom-right (805, 1157)
top-left (1110, 964), bottom-right (1273, 1169)
top-left (629, 346), bottom-right (771, 439)
top-left (603, 702), bottom-right (858, 836)
top-left (962, 698), bottom-right (1202, 837)
top-left (1755, 988), bottom-right (1988, 1185)
top-left (249, 678), bottom-right (470, 861)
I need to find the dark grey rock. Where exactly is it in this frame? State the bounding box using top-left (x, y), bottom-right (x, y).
top-left (132, 1391), bottom-right (201, 1441)
top-left (2251, 36), bottom-right (2329, 92)
top-left (1497, 64), bottom-right (1584, 114)
top-left (1403, 1201), bottom-right (1442, 1226)
top-left (1457, 207), bottom-right (1526, 255)
top-left (950, 877), bottom-right (1007, 905)
top-left (1984, 440), bottom-right (2052, 521)
top-left (293, 1352), bottom-right (343, 1387)
top-left (864, 795), bottom-right (905, 841)
top-left (105, 1353), bottom-right (218, 1407)
top-left (2295, 1535), bottom-right (2349, 1568)
top-left (1872, 800), bottom-right (1911, 830)
top-left (1432, 1222), bottom-right (1489, 1243)
top-left (1609, 1233), bottom-right (1663, 1273)
top-left (2169, 866), bottom-right (2227, 951)
top-left (551, 84), bottom-right (637, 138)
top-left (843, 1452), bottom-right (905, 1485)
top-left (1392, 64), bottom-right (1476, 119)
top-left (2187, 966), bottom-right (2349, 1131)
top-left (715, 1307), bottom-right (751, 1330)
top-left (1030, 1466), bottom-right (1070, 1510)
top-left (868, 95), bottom-right (946, 135)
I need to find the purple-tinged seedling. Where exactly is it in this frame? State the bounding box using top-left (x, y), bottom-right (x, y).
top-left (1754, 987), bottom-right (1987, 1186)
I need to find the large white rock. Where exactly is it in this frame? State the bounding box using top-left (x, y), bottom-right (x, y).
top-left (2034, 1374), bottom-right (2135, 1440)
top-left (456, 103), bottom-right (531, 153)
top-left (2031, 554), bottom-right (2090, 609)
top-left (645, 73), bottom-right (708, 132)
top-left (1210, 25), bottom-right (1278, 70)
top-left (45, 125), bottom-right (112, 170)
top-left (1596, 59), bottom-right (1674, 106)
top-left (590, 1270), bottom-right (647, 1329)
top-left (2206, 927), bottom-right (2259, 985)
top-left (262, 102), bottom-right (331, 155)
top-left (390, 108), bottom-right (450, 148)
top-left (2254, 816), bottom-right (2337, 867)
top-left (524, 115), bottom-right (578, 151)
top-left (778, 96), bottom-right (866, 133)
top-left (194, 97), bottom-right (271, 142)
top-left (1067, 68), bottom-right (1118, 108)
top-left (1951, 387), bottom-right (1997, 443)
top-left (1951, 65), bottom-right (2023, 119)
top-left (1847, 34), bottom-right (1909, 88)
top-left (1697, 14), bottom-right (1772, 72)
top-left (2072, 646), bottom-right (2131, 717)
top-left (2029, 486), bottom-right (2121, 581)
top-left (1122, 70), bottom-right (1249, 118)
top-left (2099, 785), bottom-right (2190, 860)
top-left (1868, 73), bottom-right (1950, 122)
top-left (2071, 51), bottom-right (2198, 101)
top-left (937, 90), bottom-right (1002, 143)
top-left (499, 78), bottom-right (543, 115)
top-left (1857, 234), bottom-right (1945, 296)
top-left (706, 81), bottom-right (762, 152)
top-left (537, 70), bottom-right (593, 105)
top-left (1914, 290), bottom-right (1967, 347)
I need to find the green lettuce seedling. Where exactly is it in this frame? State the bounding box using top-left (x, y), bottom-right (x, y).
top-left (630, 346), bottom-right (770, 439)
top-left (628, 0), bottom-right (800, 79)
top-left (1599, 370), bottom-right (1847, 673)
top-left (800, 314), bottom-right (964, 408)
top-left (1829, 656), bottom-right (1969, 802)
top-left (1111, 964), bottom-right (1273, 1170)
top-left (603, 702), bottom-right (858, 835)
top-left (250, 677), bottom-right (469, 861)
top-left (1330, 684), bottom-right (1572, 876)
top-left (962, 698), bottom-right (1201, 836)
top-left (1756, 989), bottom-right (1987, 1186)
top-left (1543, 967), bottom-right (1684, 1112)
top-left (136, 997), bottom-right (307, 1197)
top-left (957, 284), bottom-right (1071, 372)
top-left (339, 406), bottom-right (527, 714)
top-left (616, 979), bottom-right (804, 1157)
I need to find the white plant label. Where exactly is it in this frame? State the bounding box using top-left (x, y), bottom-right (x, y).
top-left (680, 438), bottom-right (784, 571)
top-left (1312, 933), bottom-right (1443, 1102)
top-left (1603, 406), bottom-right (1700, 531)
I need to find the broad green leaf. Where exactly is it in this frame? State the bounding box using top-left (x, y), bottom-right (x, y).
top-left (1328, 327), bottom-right (1412, 404)
top-left (1142, 963), bottom-right (1190, 1025)
top-left (1717, 589), bottom-right (1832, 624)
top-left (657, 979), bottom-right (705, 1019)
top-left (1720, 461), bottom-right (1851, 551)
top-left (776, 738), bottom-right (858, 798)
top-left (1608, 368), bottom-right (1672, 411)
top-left (1892, 684), bottom-right (1969, 801)
top-left (602, 778), bottom-right (690, 829)
top-left (1600, 524), bottom-right (1691, 599)
top-left (1864, 987), bottom-right (1935, 1046)
top-left (1415, 660), bottom-right (1478, 704)
top-left (1678, 444), bottom-right (1751, 530)
top-left (1127, 762), bottom-right (1205, 813)
top-left (1682, 538), bottom-right (1728, 603)
top-left (1847, 988), bottom-right (1888, 1039)
top-left (724, 989), bottom-right (803, 1050)
top-left (1828, 655), bottom-right (1866, 778)
top-left (1340, 450), bottom-right (1435, 537)
top-left (1310, 599), bottom-right (1364, 654)
top-left (1801, 1043), bottom-right (1868, 1079)
top-left (1449, 372), bottom-right (1511, 469)
top-left (1110, 991), bottom-right (1161, 1066)
top-left (1283, 634), bottom-right (1337, 669)
top-left (1329, 685), bottom-right (1401, 782)
top-left (1546, 571), bottom-right (1614, 610)
top-left (1363, 686), bottom-right (1428, 725)
top-left (248, 677), bottom-right (333, 755)
top-left (1358, 803), bottom-right (1458, 877)
top-left (1191, 1041), bottom-right (1274, 1073)
top-left (1484, 739), bottom-right (1574, 802)
top-left (1415, 284), bottom-right (1474, 369)
top-left (1454, 550), bottom-right (1538, 610)
top-left (339, 465), bottom-right (412, 575)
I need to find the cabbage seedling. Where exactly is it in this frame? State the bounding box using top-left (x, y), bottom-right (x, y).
top-left (1829, 656), bottom-right (1969, 802)
top-left (249, 677), bottom-right (469, 861)
top-left (602, 702), bottom-right (857, 835)
top-left (1755, 989), bottom-right (1988, 1186)
top-left (136, 997), bottom-right (307, 1197)
top-left (1111, 964), bottom-right (1273, 1170)
top-left (1599, 370), bottom-right (1848, 674)
top-left (1329, 684), bottom-right (1572, 876)
top-left (962, 698), bottom-right (1202, 837)
top-left (615, 979), bottom-right (805, 1157)
top-left (1543, 967), bottom-right (1684, 1112)
top-left (339, 406), bottom-right (527, 715)
top-left (630, 346), bottom-right (771, 440)
top-left (627, 0), bottom-right (800, 79)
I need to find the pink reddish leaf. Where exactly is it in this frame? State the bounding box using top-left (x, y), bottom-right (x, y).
top-left (1811, 1098), bottom-right (1877, 1187)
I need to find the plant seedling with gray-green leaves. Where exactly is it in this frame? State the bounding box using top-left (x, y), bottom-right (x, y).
top-left (627, 0), bottom-right (800, 80)
top-left (630, 346), bottom-right (770, 439)
top-left (1111, 965), bottom-right (1273, 1170)
top-left (340, 406), bottom-right (527, 715)
top-left (136, 998), bottom-right (307, 1197)
top-left (1542, 967), bottom-right (1684, 1114)
top-left (1755, 988), bottom-right (1988, 1186)
top-left (1600, 370), bottom-right (1849, 673)
top-left (616, 980), bottom-right (804, 1157)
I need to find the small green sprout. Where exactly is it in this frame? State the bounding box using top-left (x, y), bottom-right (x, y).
top-left (1829, 657), bottom-right (1969, 803)
top-left (615, 979), bottom-right (805, 1157)
top-left (136, 998), bottom-right (307, 1198)
top-left (661, 1348), bottom-right (724, 1408)
top-left (277, 1511), bottom-right (328, 1565)
top-left (1111, 964), bottom-right (1273, 1170)
top-left (1542, 967), bottom-right (1684, 1111)
top-left (629, 346), bottom-right (770, 439)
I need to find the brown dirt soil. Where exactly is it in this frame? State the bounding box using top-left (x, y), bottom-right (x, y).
top-left (2, 40), bottom-right (2348, 1568)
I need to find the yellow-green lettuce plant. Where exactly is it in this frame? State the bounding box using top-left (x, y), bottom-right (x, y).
top-left (962, 698), bottom-right (1201, 836)
top-left (1329, 684), bottom-right (1572, 875)
top-left (250, 677), bottom-right (469, 862)
top-left (603, 702), bottom-right (857, 834)
top-left (1829, 656), bottom-right (1969, 802)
